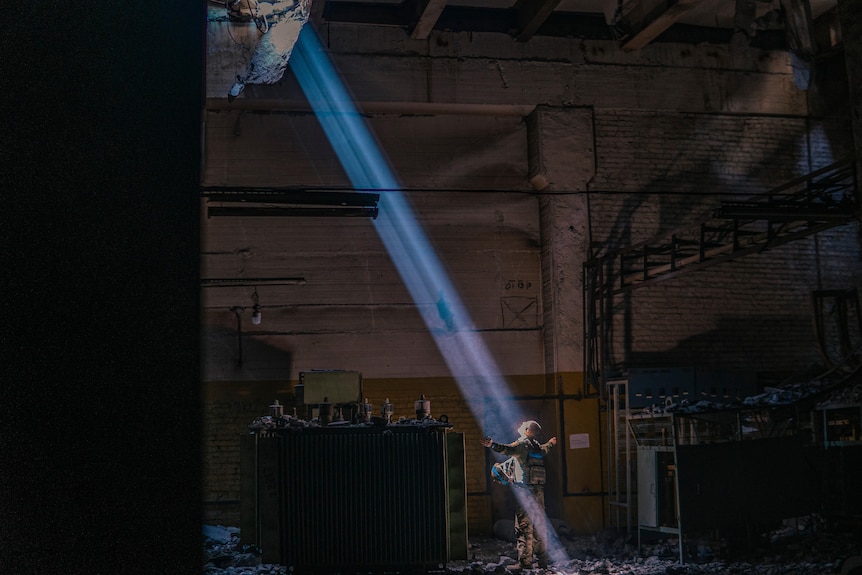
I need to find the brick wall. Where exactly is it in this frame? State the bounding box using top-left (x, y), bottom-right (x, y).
top-left (202, 399), bottom-right (260, 525)
top-left (589, 111), bottom-right (856, 244)
top-left (588, 110), bottom-right (861, 377)
top-left (591, 113), bottom-right (809, 242)
top-left (202, 382), bottom-right (299, 526)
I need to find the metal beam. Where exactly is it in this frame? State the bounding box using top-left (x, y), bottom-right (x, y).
top-left (612, 219), bottom-right (855, 294)
top-left (780, 0), bottom-right (817, 60)
top-left (714, 202), bottom-right (858, 220)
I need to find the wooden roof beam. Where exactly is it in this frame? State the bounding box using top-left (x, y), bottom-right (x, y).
top-left (307, 0), bottom-right (327, 27)
top-left (621, 0), bottom-right (708, 51)
top-left (780, 0), bottom-right (817, 59)
top-left (410, 0), bottom-right (449, 39)
top-left (513, 0), bottom-right (563, 41)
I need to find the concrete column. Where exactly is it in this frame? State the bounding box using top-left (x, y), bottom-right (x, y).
top-left (528, 107), bottom-right (604, 534)
top-left (527, 106), bottom-right (596, 396)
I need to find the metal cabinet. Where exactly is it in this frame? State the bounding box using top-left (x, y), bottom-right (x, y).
top-left (636, 448), bottom-right (677, 531)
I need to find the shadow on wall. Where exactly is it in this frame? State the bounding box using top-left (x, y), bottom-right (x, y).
top-left (600, 157), bottom-right (716, 255)
top-left (202, 325), bottom-right (293, 381)
top-left (624, 314), bottom-right (822, 379)
top-left (595, 109), bottom-right (847, 261)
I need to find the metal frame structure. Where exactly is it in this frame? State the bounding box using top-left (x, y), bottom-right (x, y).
top-left (605, 379), bottom-right (635, 535)
top-left (585, 160), bottom-right (860, 548)
top-left (627, 412), bottom-right (684, 563)
top-left (628, 405), bottom-right (817, 564)
top-left (584, 159), bottom-right (860, 398)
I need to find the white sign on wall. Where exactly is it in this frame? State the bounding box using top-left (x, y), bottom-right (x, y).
top-left (569, 433), bottom-right (590, 449)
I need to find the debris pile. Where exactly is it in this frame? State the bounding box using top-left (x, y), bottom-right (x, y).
top-left (202, 526), bottom-right (288, 575)
top-left (201, 524), bottom-right (857, 575)
top-left (449, 529), bottom-right (847, 575)
top-left (741, 382), bottom-right (827, 408)
top-left (817, 382), bottom-right (862, 408)
top-left (638, 364), bottom-right (860, 416)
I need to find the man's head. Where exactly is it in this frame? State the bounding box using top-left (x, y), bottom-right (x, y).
top-left (518, 420), bottom-right (541, 438)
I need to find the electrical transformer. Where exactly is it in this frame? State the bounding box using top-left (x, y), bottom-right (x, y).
top-left (240, 422), bottom-right (468, 571)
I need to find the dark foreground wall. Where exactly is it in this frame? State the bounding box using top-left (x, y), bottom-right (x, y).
top-left (4, 2), bottom-right (203, 573)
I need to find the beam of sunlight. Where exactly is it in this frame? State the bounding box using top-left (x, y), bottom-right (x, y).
top-left (289, 27), bottom-right (517, 425)
top-left (512, 487), bottom-right (569, 566)
top-left (290, 26), bottom-right (568, 565)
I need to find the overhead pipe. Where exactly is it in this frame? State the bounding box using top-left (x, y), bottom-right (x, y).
top-left (205, 97), bottom-right (535, 117)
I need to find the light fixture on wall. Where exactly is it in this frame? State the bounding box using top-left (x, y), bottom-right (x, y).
top-left (251, 287), bottom-right (262, 325)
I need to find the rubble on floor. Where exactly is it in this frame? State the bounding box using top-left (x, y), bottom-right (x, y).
top-left (202, 522), bottom-right (860, 575)
top-left (817, 382), bottom-right (862, 407)
top-left (202, 526), bottom-right (287, 575)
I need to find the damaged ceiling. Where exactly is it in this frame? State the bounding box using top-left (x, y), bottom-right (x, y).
top-left (305, 0), bottom-right (843, 50)
top-left (209, 0), bottom-right (844, 100)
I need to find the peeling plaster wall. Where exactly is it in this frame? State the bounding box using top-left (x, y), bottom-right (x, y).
top-left (211, 27), bottom-right (808, 114)
top-left (203, 112), bottom-right (529, 189)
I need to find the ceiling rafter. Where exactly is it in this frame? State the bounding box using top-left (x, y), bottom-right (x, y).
top-left (308, 0), bottom-right (328, 27)
top-left (409, 0), bottom-right (449, 39)
top-left (313, 1), bottom-right (770, 45)
top-left (780, 0), bottom-right (817, 59)
top-left (513, 0), bottom-right (564, 41)
top-left (621, 0), bottom-right (709, 51)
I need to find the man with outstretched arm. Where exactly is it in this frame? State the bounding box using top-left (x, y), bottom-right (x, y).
top-left (481, 420), bottom-right (557, 572)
